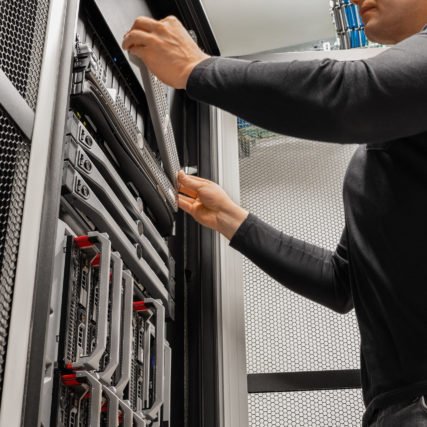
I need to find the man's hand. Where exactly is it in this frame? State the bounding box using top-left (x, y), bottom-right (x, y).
top-left (178, 171), bottom-right (249, 240)
top-left (122, 16), bottom-right (210, 89)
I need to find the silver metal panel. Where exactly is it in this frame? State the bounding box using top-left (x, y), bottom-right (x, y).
top-left (94, 0), bottom-right (152, 90)
top-left (0, 110), bottom-right (31, 396)
top-left (142, 299), bottom-right (165, 421)
top-left (248, 389), bottom-right (365, 426)
top-left (212, 107), bottom-right (249, 427)
top-left (0, 0), bottom-right (50, 110)
top-left (0, 0), bottom-right (68, 424)
top-left (240, 133), bottom-right (359, 374)
top-left (130, 56), bottom-right (181, 187)
top-left (38, 220), bottom-right (70, 426)
top-left (0, 70), bottom-right (34, 139)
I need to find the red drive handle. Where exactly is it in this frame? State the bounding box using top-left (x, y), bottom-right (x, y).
top-left (74, 235), bottom-right (95, 249)
top-left (133, 301), bottom-right (147, 312)
top-left (62, 374), bottom-right (81, 387)
top-left (91, 253), bottom-right (101, 267)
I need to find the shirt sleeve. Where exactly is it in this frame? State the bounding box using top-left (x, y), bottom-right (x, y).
top-left (186, 30), bottom-right (427, 144)
top-left (229, 213), bottom-right (353, 314)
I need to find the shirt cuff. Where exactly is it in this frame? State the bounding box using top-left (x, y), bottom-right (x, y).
top-left (186, 57), bottom-right (219, 98)
top-left (229, 212), bottom-right (258, 252)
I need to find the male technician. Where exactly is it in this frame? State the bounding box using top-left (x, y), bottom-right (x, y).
top-left (123, 0), bottom-right (427, 425)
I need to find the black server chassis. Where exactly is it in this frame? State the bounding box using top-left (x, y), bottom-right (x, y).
top-left (52, 20), bottom-right (177, 427)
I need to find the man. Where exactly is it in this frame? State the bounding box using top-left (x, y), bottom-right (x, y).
top-left (122, 1), bottom-right (427, 425)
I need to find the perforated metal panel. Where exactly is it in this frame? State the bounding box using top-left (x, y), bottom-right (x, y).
top-left (239, 129), bottom-right (363, 424)
top-left (0, 0), bottom-right (50, 110)
top-left (0, 108), bottom-right (31, 394)
top-left (239, 133), bottom-right (359, 374)
top-left (147, 72), bottom-right (181, 183)
top-left (248, 389), bottom-right (365, 426)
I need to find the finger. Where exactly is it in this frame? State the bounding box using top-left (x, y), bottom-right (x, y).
top-left (178, 184), bottom-right (198, 199)
top-left (177, 194), bottom-right (195, 213)
top-left (122, 30), bottom-right (155, 50)
top-left (128, 46), bottom-right (148, 63)
top-left (161, 15), bottom-right (178, 23)
top-left (130, 16), bottom-right (159, 33)
top-left (160, 15), bottom-right (181, 27)
top-left (178, 173), bottom-right (210, 192)
top-left (178, 194), bottom-right (196, 205)
top-left (178, 170), bottom-right (210, 185)
top-left (187, 175), bottom-right (211, 184)
top-left (177, 170), bottom-right (186, 184)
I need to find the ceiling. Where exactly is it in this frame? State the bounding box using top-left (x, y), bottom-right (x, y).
top-left (200, 0), bottom-right (336, 56)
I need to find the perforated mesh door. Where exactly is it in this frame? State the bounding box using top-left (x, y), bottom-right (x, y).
top-left (239, 129), bottom-right (362, 424)
top-left (248, 389), bottom-right (365, 426)
top-left (0, 0), bottom-right (50, 110)
top-left (0, 108), bottom-right (31, 394)
top-left (0, 0), bottom-right (50, 399)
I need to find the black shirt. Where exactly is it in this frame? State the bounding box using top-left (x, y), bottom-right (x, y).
top-left (187, 28), bottom-right (427, 424)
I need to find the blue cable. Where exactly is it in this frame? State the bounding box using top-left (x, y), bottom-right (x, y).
top-left (360, 29), bottom-right (368, 46)
top-left (354, 30), bottom-right (361, 47)
top-left (354, 5), bottom-right (363, 27)
top-left (345, 6), bottom-right (354, 29)
top-left (348, 5), bottom-right (354, 29)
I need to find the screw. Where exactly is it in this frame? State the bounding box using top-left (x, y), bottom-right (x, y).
top-left (135, 243), bottom-right (143, 259)
top-left (81, 185), bottom-right (89, 198)
top-left (83, 160), bottom-right (92, 172)
top-left (136, 220), bottom-right (144, 235)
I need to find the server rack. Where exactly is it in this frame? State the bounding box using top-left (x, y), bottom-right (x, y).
top-left (0, 1), bottom-right (249, 426)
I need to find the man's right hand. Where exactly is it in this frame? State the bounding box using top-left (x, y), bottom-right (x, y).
top-left (178, 171), bottom-right (249, 240)
top-left (122, 16), bottom-right (210, 89)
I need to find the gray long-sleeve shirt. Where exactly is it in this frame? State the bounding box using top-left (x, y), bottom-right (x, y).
top-left (187, 27), bottom-right (427, 424)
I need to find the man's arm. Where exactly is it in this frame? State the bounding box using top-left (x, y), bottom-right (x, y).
top-left (177, 172), bottom-right (353, 314)
top-left (186, 36), bottom-right (427, 144)
top-left (230, 214), bottom-right (353, 314)
top-left (123, 17), bottom-right (427, 144)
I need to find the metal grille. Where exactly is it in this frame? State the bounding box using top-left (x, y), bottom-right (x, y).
top-left (239, 132), bottom-right (359, 374)
top-left (148, 72), bottom-right (181, 183)
top-left (0, 0), bottom-right (50, 110)
top-left (75, 21), bottom-right (178, 212)
top-left (0, 108), bottom-right (31, 394)
top-left (113, 92), bottom-right (177, 211)
top-left (248, 389), bottom-right (365, 426)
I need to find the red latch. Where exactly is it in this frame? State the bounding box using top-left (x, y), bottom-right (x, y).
top-left (74, 235), bottom-right (94, 249)
top-left (133, 301), bottom-right (147, 312)
top-left (91, 253), bottom-right (101, 267)
top-left (62, 374), bottom-right (81, 387)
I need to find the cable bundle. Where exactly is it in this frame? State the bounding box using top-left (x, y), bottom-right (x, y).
top-left (330, 0), bottom-right (368, 49)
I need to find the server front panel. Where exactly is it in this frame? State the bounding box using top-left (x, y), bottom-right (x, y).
top-left (39, 3), bottom-right (183, 426)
